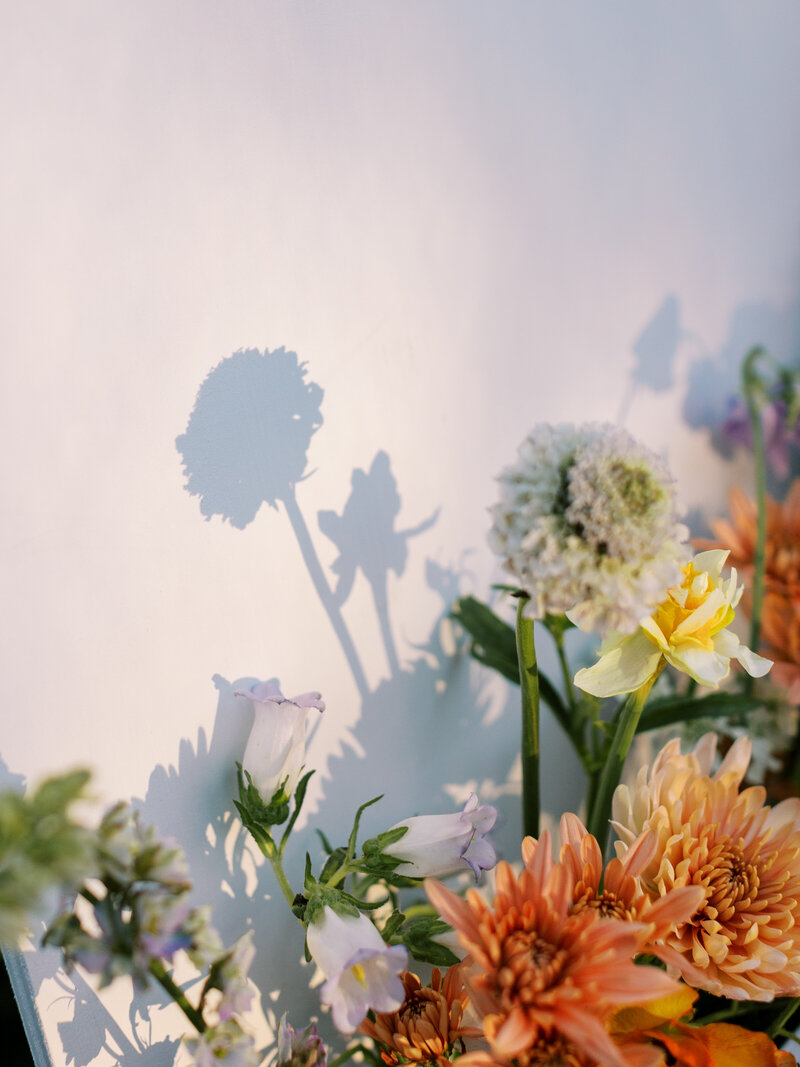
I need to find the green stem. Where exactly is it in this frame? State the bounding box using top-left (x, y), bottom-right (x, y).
top-left (586, 675), bottom-right (657, 853)
top-left (768, 997), bottom-right (800, 1039)
top-left (552, 628), bottom-right (588, 761)
top-left (149, 959), bottom-right (206, 1033)
top-left (324, 861), bottom-right (357, 890)
top-left (516, 597), bottom-right (540, 839)
top-left (328, 1044), bottom-right (381, 1067)
top-left (267, 851), bottom-right (299, 909)
top-left (742, 346), bottom-right (769, 667)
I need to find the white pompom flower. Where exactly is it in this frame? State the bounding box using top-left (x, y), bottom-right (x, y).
top-left (306, 907), bottom-right (407, 1033)
top-left (489, 423), bottom-right (690, 636)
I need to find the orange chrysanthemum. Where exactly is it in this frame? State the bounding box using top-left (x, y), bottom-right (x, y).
top-left (700, 483), bottom-right (800, 600)
top-left (425, 838), bottom-right (682, 1067)
top-left (761, 593), bottom-right (800, 703)
top-left (613, 733), bottom-right (800, 1000)
top-left (523, 814), bottom-right (705, 982)
top-left (359, 966), bottom-right (480, 1067)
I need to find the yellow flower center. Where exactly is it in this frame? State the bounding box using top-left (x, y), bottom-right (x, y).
top-left (648, 561), bottom-right (734, 652)
top-left (351, 963), bottom-right (367, 987)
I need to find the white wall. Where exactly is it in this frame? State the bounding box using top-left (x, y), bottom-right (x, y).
top-left (3, 3), bottom-right (800, 1063)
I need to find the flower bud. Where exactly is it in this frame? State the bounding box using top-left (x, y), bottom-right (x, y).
top-left (383, 794), bottom-right (497, 880)
top-left (235, 681), bottom-right (324, 800)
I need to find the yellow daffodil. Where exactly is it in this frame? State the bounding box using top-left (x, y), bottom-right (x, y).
top-left (575, 549), bottom-right (772, 698)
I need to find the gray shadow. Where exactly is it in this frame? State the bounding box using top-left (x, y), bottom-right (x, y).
top-left (318, 451), bottom-right (439, 676)
top-left (618, 294), bottom-right (689, 424)
top-left (176, 346), bottom-right (368, 696)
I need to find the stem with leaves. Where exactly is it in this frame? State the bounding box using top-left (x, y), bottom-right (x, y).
top-left (516, 597), bottom-right (540, 839)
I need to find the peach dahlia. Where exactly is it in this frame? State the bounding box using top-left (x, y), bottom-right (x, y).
top-left (613, 733), bottom-right (800, 1000)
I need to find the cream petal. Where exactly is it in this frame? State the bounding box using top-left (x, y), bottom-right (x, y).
top-left (665, 645), bottom-right (730, 688)
top-left (692, 548), bottom-right (730, 578)
top-left (574, 631), bottom-right (663, 698)
top-left (735, 643), bottom-right (773, 678)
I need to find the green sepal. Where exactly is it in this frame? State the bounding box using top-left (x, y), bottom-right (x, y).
top-left (279, 769), bottom-right (315, 854)
top-left (304, 886), bottom-right (361, 927)
top-left (363, 825), bottom-right (408, 853)
top-left (304, 852), bottom-right (316, 894)
top-left (320, 846), bottom-right (348, 884)
top-left (235, 763), bottom-right (291, 836)
top-left (291, 893), bottom-right (309, 923)
top-left (399, 916), bottom-right (459, 967)
top-left (346, 795), bottom-right (384, 863)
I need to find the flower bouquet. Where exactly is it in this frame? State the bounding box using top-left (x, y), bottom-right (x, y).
top-left (6, 346), bottom-right (800, 1067)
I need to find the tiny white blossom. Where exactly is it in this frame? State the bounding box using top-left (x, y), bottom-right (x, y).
top-left (489, 423), bottom-right (690, 636)
top-left (306, 907), bottom-right (407, 1033)
top-left (234, 681), bottom-right (324, 800)
top-left (383, 794), bottom-right (497, 880)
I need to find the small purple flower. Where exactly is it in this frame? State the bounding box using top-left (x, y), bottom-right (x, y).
top-left (723, 396), bottom-right (800, 479)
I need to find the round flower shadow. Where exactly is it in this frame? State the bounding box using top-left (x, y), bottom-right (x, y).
top-left (176, 347), bottom-right (324, 529)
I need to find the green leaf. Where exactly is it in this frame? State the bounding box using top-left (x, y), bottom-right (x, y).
top-left (320, 846), bottom-right (348, 884)
top-left (451, 597), bottom-right (569, 722)
top-left (316, 828), bottom-right (334, 854)
top-left (638, 692), bottom-right (763, 733)
top-left (399, 916), bottom-right (460, 966)
top-left (280, 770), bottom-right (315, 854)
top-left (346, 796), bottom-right (384, 864)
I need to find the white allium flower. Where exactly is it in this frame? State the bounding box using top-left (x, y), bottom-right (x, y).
top-left (489, 423), bottom-right (690, 635)
top-left (306, 907), bottom-right (407, 1033)
top-left (382, 793), bottom-right (497, 880)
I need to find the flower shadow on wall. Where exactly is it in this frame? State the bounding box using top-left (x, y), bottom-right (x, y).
top-left (318, 450), bottom-right (438, 676)
top-left (176, 346), bottom-right (368, 696)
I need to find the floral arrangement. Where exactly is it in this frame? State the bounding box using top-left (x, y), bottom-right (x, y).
top-left (7, 347), bottom-right (800, 1066)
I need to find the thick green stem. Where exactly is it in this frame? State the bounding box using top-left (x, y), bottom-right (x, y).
top-left (742, 347), bottom-right (769, 667)
top-left (516, 597), bottom-right (540, 839)
top-left (149, 960), bottom-right (206, 1033)
top-left (586, 675), bottom-right (657, 853)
